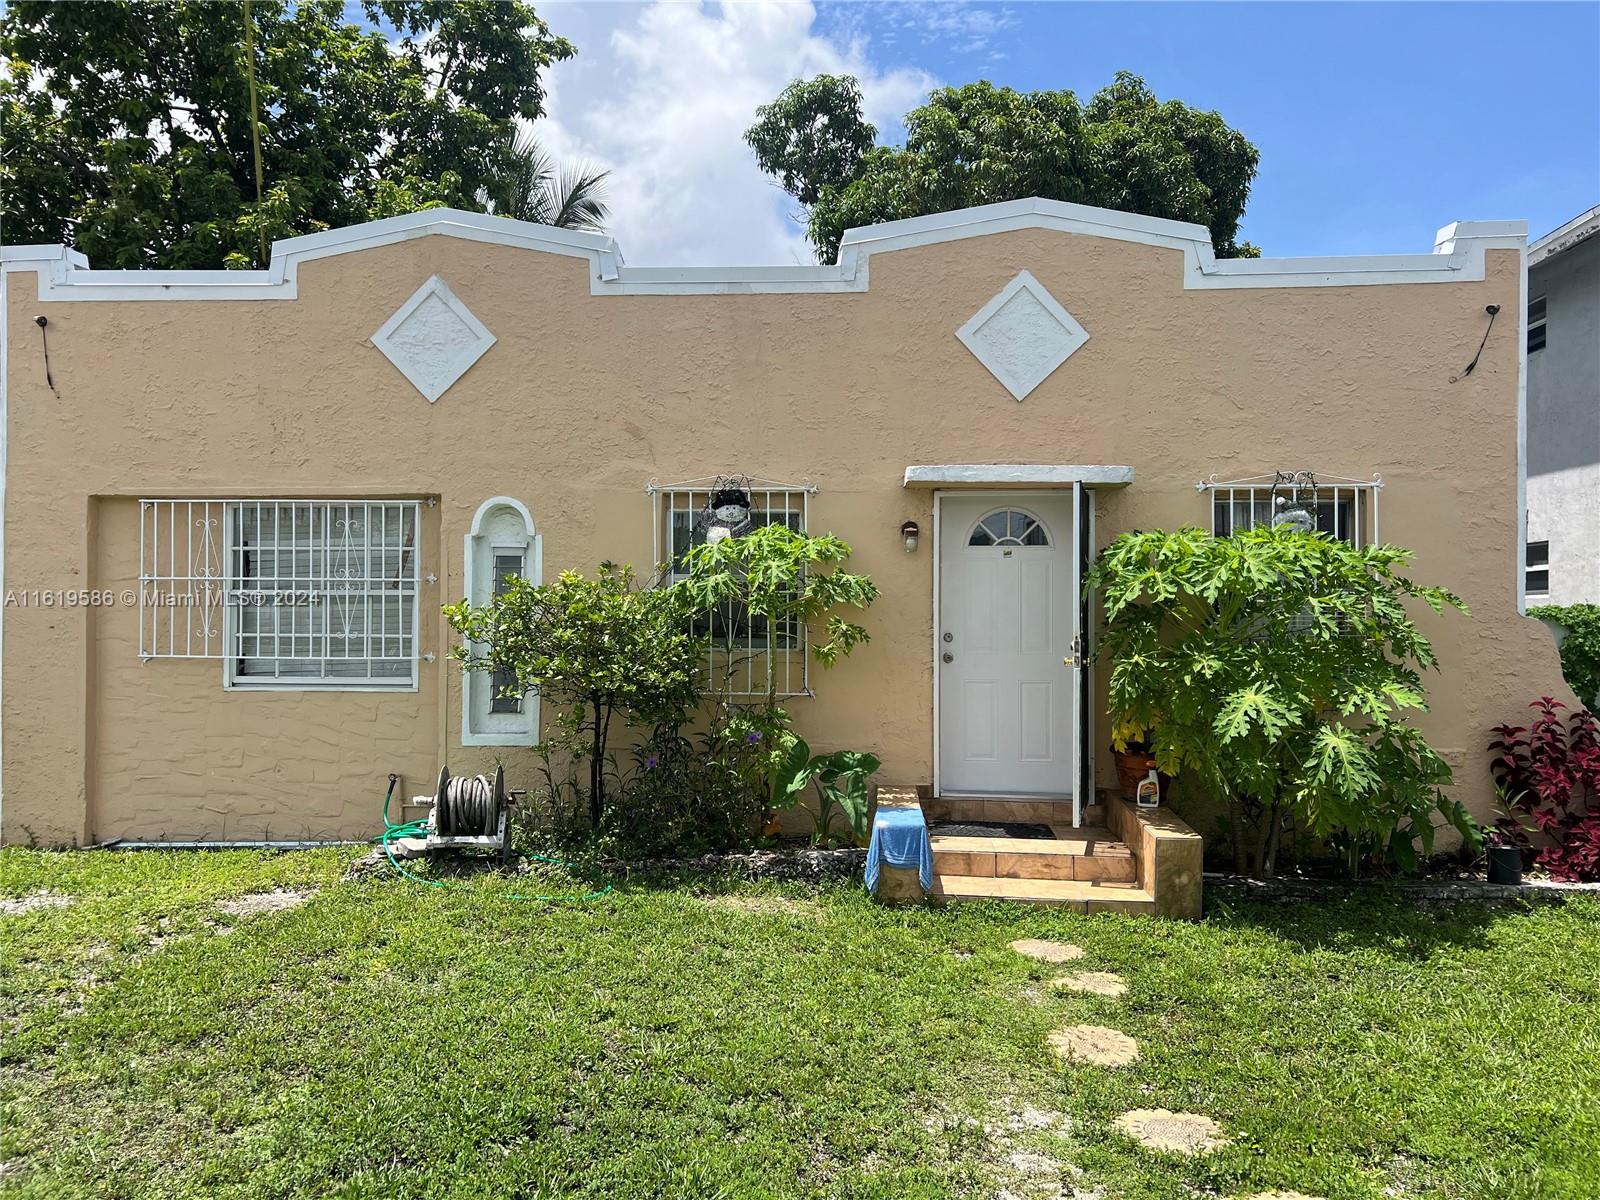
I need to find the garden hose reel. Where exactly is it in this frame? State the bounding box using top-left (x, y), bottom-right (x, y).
top-left (424, 764), bottom-right (512, 861)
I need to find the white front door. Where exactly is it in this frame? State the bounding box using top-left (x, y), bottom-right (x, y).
top-left (937, 493), bottom-right (1076, 797)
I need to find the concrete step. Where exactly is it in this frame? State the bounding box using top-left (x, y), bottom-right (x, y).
top-left (924, 795), bottom-right (1078, 825)
top-left (930, 826), bottom-right (1136, 883)
top-left (930, 874), bottom-right (1155, 913)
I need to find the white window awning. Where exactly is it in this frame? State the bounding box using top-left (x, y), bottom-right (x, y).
top-left (902, 464), bottom-right (1134, 489)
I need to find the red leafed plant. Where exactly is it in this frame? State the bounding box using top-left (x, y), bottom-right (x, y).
top-left (1488, 698), bottom-right (1600, 881)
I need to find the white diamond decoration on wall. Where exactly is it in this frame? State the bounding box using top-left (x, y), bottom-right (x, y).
top-left (371, 275), bottom-right (497, 403)
top-left (955, 270), bottom-right (1090, 402)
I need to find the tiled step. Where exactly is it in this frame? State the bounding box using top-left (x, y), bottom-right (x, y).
top-left (930, 874), bottom-right (1156, 913)
top-left (923, 796), bottom-right (1076, 825)
top-left (930, 826), bottom-right (1136, 883)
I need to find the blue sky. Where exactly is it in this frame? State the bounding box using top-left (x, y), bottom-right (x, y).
top-left (358, 0), bottom-right (1600, 264)
top-left (812, 1), bottom-right (1600, 256)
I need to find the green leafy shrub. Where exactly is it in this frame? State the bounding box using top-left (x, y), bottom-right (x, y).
top-left (1529, 603), bottom-right (1600, 708)
top-left (444, 563), bottom-right (703, 828)
top-left (769, 737), bottom-right (882, 846)
top-left (594, 727), bottom-right (768, 860)
top-left (1086, 525), bottom-right (1476, 878)
top-left (446, 525), bottom-right (880, 860)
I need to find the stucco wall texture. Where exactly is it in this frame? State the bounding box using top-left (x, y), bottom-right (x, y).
top-left (1, 224), bottom-right (1574, 845)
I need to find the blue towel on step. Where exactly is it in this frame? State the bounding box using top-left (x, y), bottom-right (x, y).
top-left (865, 805), bottom-right (932, 894)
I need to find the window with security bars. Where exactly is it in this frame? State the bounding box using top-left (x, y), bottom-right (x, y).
top-left (647, 478), bottom-right (815, 698)
top-left (1199, 474), bottom-right (1381, 548)
top-left (139, 499), bottom-right (421, 688)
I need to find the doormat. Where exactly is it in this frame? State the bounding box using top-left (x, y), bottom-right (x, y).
top-left (929, 821), bottom-right (1055, 840)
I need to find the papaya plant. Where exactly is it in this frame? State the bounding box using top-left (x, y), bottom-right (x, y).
top-left (1085, 525), bottom-right (1475, 878)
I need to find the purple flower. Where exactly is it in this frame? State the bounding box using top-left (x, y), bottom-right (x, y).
top-left (746, 731), bottom-right (763, 745)
top-left (645, 754), bottom-right (659, 769)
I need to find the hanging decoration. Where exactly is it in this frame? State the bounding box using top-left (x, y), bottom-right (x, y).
top-left (700, 476), bottom-right (754, 544)
top-left (1269, 470), bottom-right (1321, 534)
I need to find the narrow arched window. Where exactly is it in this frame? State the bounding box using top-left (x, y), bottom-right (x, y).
top-left (462, 497), bottom-right (539, 746)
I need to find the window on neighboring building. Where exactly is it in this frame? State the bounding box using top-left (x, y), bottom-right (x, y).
top-left (1525, 540), bottom-right (1550, 597)
top-left (1528, 296), bottom-right (1547, 353)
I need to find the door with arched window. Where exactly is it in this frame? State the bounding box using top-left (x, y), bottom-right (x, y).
top-left (937, 493), bottom-right (1078, 803)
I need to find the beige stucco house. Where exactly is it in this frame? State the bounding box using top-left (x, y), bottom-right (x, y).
top-left (0, 198), bottom-right (1574, 859)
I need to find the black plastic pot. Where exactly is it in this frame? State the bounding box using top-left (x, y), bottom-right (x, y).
top-left (1486, 844), bottom-right (1523, 886)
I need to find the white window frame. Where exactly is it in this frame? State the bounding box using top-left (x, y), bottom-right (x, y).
top-left (1528, 295), bottom-right (1547, 353)
top-left (139, 498), bottom-right (424, 692)
top-left (646, 476), bottom-right (816, 699)
top-left (1524, 539), bottom-right (1550, 600)
top-left (461, 497), bottom-right (540, 747)
top-left (1197, 473), bottom-right (1382, 548)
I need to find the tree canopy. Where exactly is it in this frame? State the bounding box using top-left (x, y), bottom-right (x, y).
top-left (746, 71), bottom-right (1261, 263)
top-left (0, 0), bottom-right (575, 268)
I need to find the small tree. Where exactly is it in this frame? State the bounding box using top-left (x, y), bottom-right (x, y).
top-left (1086, 526), bottom-right (1475, 877)
top-left (444, 564), bottom-right (702, 828)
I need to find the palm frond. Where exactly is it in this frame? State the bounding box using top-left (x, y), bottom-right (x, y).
top-left (485, 128), bottom-right (611, 232)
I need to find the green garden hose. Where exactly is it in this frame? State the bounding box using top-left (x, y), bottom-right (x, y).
top-left (376, 775), bottom-right (612, 903)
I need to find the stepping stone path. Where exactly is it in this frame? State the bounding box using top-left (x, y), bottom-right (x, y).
top-left (1050, 970), bottom-right (1127, 998)
top-left (1048, 1024), bottom-right (1140, 1067)
top-left (1006, 936), bottom-right (1231, 1176)
top-left (1112, 1109), bottom-right (1229, 1155)
top-left (1008, 938), bottom-right (1086, 963)
top-left (1243, 1193), bottom-right (1327, 1200)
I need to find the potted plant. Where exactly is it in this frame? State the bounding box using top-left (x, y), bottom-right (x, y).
top-left (1484, 825), bottom-right (1525, 886)
top-left (1111, 735), bottom-right (1160, 801)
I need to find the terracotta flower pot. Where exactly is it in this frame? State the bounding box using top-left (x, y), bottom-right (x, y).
top-left (1113, 750), bottom-right (1157, 800)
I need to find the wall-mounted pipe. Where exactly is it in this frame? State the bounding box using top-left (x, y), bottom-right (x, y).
top-left (99, 839), bottom-right (365, 851)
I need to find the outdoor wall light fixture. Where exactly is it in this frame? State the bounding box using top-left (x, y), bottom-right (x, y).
top-left (900, 520), bottom-right (920, 553)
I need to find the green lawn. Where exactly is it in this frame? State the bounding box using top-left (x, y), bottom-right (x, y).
top-left (2, 849), bottom-right (1597, 1200)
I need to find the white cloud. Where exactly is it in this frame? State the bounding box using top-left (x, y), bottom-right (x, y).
top-left (531, 1), bottom-right (935, 265)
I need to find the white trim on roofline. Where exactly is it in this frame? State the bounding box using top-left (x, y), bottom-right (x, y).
top-left (1528, 205), bottom-right (1600, 267)
top-left (1, 198), bottom-right (1528, 303)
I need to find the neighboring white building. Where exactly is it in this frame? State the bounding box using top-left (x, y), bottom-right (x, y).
top-left (1525, 205), bottom-right (1600, 606)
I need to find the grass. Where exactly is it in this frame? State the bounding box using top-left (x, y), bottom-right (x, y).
top-left (2, 848), bottom-right (1598, 1200)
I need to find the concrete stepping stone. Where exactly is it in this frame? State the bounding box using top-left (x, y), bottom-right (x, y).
top-left (1113, 1108), bottom-right (1229, 1154)
top-left (1050, 970), bottom-right (1127, 997)
top-left (1047, 1024), bottom-right (1139, 1067)
top-left (1009, 938), bottom-right (1086, 963)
